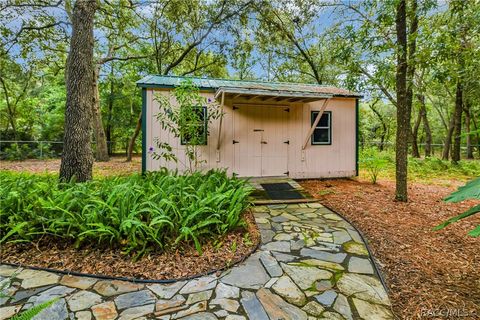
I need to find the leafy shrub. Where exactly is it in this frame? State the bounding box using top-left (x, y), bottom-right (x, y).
top-left (434, 177), bottom-right (480, 237)
top-left (1, 143), bottom-right (33, 160)
top-left (0, 170), bottom-right (253, 257)
top-left (359, 147), bottom-right (391, 184)
top-left (408, 156), bottom-right (480, 180)
top-left (0, 142), bottom-right (57, 160)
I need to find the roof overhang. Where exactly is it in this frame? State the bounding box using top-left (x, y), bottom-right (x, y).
top-left (214, 86), bottom-right (333, 103)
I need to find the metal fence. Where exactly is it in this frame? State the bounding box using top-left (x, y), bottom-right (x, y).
top-left (0, 140), bottom-right (124, 160)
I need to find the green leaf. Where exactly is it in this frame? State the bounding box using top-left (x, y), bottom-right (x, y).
top-left (444, 178), bottom-right (480, 203)
top-left (433, 204), bottom-right (480, 231)
top-left (11, 297), bottom-right (59, 320)
top-left (467, 225), bottom-right (480, 237)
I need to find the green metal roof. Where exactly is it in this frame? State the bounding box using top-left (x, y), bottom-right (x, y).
top-left (136, 75), bottom-right (362, 98)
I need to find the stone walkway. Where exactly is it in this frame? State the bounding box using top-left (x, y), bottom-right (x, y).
top-left (0, 203), bottom-right (394, 320)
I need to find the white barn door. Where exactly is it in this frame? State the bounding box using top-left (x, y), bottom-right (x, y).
top-left (233, 105), bottom-right (289, 177)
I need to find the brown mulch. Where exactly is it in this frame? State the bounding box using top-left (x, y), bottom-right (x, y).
top-left (300, 178), bottom-right (480, 320)
top-left (0, 211), bottom-right (260, 281)
top-left (0, 156), bottom-right (141, 176)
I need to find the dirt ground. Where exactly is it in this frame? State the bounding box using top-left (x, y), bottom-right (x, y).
top-left (300, 178), bottom-right (480, 320)
top-left (0, 156), bottom-right (141, 176)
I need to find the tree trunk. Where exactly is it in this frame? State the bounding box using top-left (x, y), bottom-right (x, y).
top-left (442, 115), bottom-right (455, 160)
top-left (59, 0), bottom-right (97, 182)
top-left (464, 101), bottom-right (473, 159)
top-left (106, 65), bottom-right (114, 155)
top-left (411, 109), bottom-right (421, 158)
top-left (471, 112), bottom-right (480, 158)
top-left (395, 0), bottom-right (409, 202)
top-left (417, 94), bottom-right (432, 157)
top-left (452, 80), bottom-right (463, 164)
top-left (126, 111), bottom-right (142, 162)
top-left (92, 66), bottom-right (109, 161)
top-left (406, 0), bottom-right (418, 159)
top-left (369, 102), bottom-right (387, 151)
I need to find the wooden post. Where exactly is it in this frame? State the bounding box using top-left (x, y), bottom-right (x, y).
top-left (216, 91), bottom-right (225, 162)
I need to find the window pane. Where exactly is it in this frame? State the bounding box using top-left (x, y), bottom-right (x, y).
top-left (313, 128), bottom-right (329, 144)
top-left (311, 111), bottom-right (330, 128)
top-left (181, 106), bottom-right (207, 145)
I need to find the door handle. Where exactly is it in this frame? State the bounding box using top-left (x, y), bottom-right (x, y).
top-left (253, 129), bottom-right (264, 132)
top-left (261, 141), bottom-right (267, 144)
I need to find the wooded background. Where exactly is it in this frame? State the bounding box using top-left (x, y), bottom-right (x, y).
top-left (1, 0), bottom-right (479, 191)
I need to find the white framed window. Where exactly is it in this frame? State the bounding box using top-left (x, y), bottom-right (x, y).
top-left (180, 106), bottom-right (207, 145)
top-left (311, 111), bottom-right (331, 145)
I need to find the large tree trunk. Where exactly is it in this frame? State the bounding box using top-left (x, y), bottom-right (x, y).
top-left (411, 109), bottom-right (421, 158)
top-left (395, 0), bottom-right (409, 202)
top-left (126, 111), bottom-right (142, 162)
top-left (60, 0), bottom-right (97, 182)
top-left (442, 115), bottom-right (455, 160)
top-left (452, 80), bottom-right (463, 164)
top-left (464, 101), bottom-right (473, 159)
top-left (92, 66), bottom-right (109, 161)
top-left (417, 94), bottom-right (432, 157)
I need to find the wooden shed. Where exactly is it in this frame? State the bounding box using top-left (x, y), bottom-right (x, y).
top-left (137, 75), bottom-right (361, 178)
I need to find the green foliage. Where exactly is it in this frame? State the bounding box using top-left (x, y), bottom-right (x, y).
top-left (0, 170), bottom-right (253, 257)
top-left (359, 148), bottom-right (390, 184)
top-left (1, 143), bottom-right (32, 160)
top-left (11, 298), bottom-right (59, 320)
top-left (0, 143), bottom-right (57, 160)
top-left (359, 149), bottom-right (480, 182)
top-left (408, 157), bottom-right (480, 180)
top-left (444, 178), bottom-right (480, 203)
top-left (153, 80), bottom-right (222, 172)
top-left (434, 177), bottom-right (480, 237)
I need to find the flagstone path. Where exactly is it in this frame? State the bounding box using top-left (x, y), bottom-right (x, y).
top-left (0, 203), bottom-right (394, 320)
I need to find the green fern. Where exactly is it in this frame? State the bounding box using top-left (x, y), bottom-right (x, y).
top-left (11, 298), bottom-right (59, 320)
top-left (0, 170), bottom-right (252, 256)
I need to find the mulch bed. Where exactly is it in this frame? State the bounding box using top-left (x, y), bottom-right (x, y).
top-left (300, 178), bottom-right (480, 320)
top-left (0, 211), bottom-right (260, 281)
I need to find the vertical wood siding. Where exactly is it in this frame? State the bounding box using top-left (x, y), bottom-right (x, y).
top-left (145, 88), bottom-right (356, 178)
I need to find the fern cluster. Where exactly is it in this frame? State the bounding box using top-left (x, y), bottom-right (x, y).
top-left (0, 169), bottom-right (252, 257)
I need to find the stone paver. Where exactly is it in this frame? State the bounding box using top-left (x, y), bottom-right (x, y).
top-left (60, 275), bottom-right (97, 290)
top-left (67, 290), bottom-right (102, 311)
top-left (0, 200), bottom-right (392, 319)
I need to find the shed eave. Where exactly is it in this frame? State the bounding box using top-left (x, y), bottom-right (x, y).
top-left (214, 87), bottom-right (333, 103)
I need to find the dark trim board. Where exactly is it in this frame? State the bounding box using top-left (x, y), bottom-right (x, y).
top-left (141, 88), bottom-right (147, 174)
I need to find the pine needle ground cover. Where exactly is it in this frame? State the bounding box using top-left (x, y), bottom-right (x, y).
top-left (0, 170), bottom-right (260, 280)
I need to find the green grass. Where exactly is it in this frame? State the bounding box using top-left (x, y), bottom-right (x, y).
top-left (0, 169), bottom-right (253, 258)
top-left (358, 148), bottom-right (480, 183)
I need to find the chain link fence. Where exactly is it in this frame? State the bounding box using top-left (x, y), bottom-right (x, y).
top-left (0, 140), bottom-right (119, 160)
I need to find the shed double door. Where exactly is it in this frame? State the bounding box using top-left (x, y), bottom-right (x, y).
top-left (233, 105), bottom-right (289, 177)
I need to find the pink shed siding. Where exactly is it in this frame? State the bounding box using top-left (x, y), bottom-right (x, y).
top-left (145, 88), bottom-right (357, 178)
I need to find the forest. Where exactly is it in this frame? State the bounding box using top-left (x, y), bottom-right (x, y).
top-left (1, 0), bottom-right (479, 164)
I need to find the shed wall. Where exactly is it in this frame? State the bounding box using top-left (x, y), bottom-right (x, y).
top-left (144, 89), bottom-right (356, 178)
